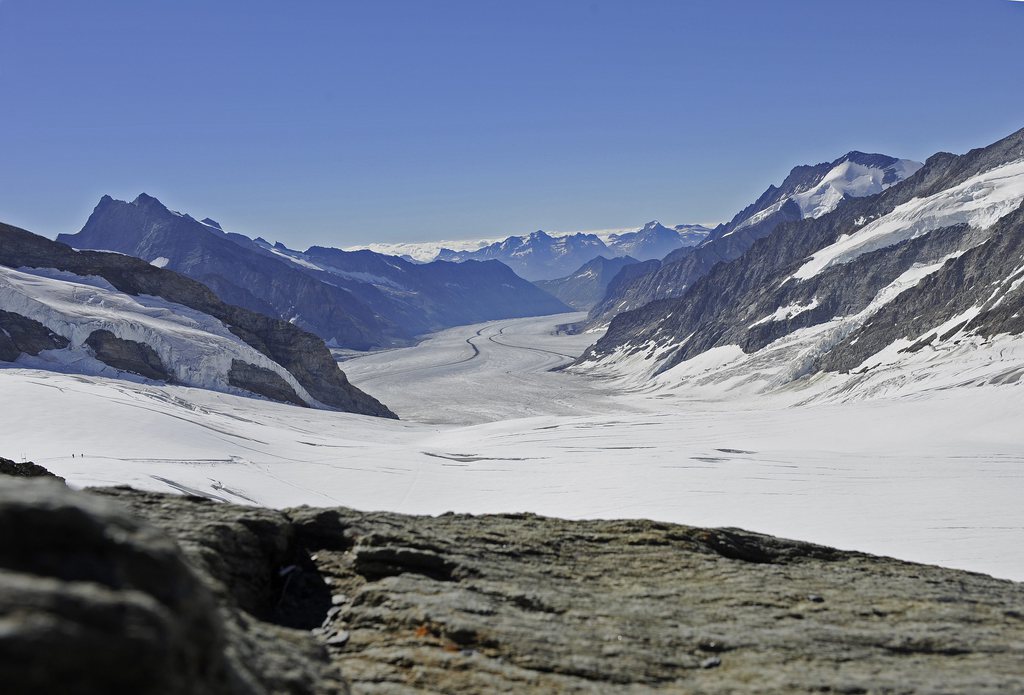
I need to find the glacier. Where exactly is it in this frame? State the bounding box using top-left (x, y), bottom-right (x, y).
top-left (3, 313), bottom-right (1022, 582)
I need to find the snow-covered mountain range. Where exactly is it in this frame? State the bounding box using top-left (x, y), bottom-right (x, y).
top-left (434, 221), bottom-right (710, 281)
top-left (574, 128), bottom-right (1024, 400)
top-left (346, 222), bottom-right (711, 268)
top-left (580, 152), bottom-right (924, 331)
top-left (57, 195), bottom-right (568, 350)
top-left (0, 221), bottom-right (395, 415)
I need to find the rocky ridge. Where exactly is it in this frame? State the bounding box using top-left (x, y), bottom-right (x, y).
top-left (3, 473), bottom-right (1022, 694)
top-left (581, 152), bottom-right (922, 331)
top-left (578, 127), bottom-right (1024, 387)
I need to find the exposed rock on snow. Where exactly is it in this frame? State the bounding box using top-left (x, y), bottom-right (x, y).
top-left (0, 220), bottom-right (395, 417)
top-left (0, 309), bottom-right (69, 361)
top-left (581, 152), bottom-right (923, 332)
top-left (579, 127), bottom-right (1024, 395)
top-left (85, 328), bottom-right (171, 382)
top-left (228, 359), bottom-right (306, 407)
top-left (0, 456), bottom-right (64, 482)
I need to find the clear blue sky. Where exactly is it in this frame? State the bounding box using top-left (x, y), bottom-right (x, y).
top-left (1, 0), bottom-right (1022, 249)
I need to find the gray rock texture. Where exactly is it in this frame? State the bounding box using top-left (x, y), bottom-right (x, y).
top-left (0, 309), bottom-right (69, 362)
top-left (0, 478), bottom-right (343, 694)
top-left (4, 476), bottom-right (1020, 694)
top-left (85, 328), bottom-right (171, 381)
top-left (228, 358), bottom-right (306, 407)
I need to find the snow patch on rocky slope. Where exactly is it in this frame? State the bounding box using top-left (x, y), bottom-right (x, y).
top-left (0, 265), bottom-right (315, 402)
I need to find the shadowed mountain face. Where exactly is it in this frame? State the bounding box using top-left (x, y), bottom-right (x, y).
top-left (57, 195), bottom-right (569, 350)
top-left (534, 255), bottom-right (640, 310)
top-left (607, 221), bottom-right (710, 261)
top-left (0, 220), bottom-right (396, 416)
top-left (577, 127), bottom-right (1024, 390)
top-left (436, 222), bottom-right (709, 281)
top-left (581, 152), bottom-right (922, 330)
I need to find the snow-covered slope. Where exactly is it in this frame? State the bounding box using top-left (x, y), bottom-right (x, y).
top-left (581, 152), bottom-right (923, 331)
top-left (576, 127), bottom-right (1024, 401)
top-left (0, 265), bottom-right (316, 401)
top-left (791, 157), bottom-right (1024, 280)
top-left (0, 220), bottom-right (396, 416)
top-left (4, 313), bottom-right (1023, 581)
top-left (731, 155), bottom-right (922, 233)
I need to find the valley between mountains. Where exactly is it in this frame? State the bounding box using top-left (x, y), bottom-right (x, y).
top-left (5, 312), bottom-right (1023, 582)
top-left (4, 127), bottom-right (1024, 587)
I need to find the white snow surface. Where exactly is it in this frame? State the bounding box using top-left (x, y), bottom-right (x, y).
top-left (749, 298), bottom-right (820, 328)
top-left (3, 313), bottom-right (1023, 581)
top-left (345, 237), bottom-right (506, 262)
top-left (345, 228), bottom-right (649, 262)
top-left (792, 158), bottom-right (1024, 280)
top-left (733, 158), bottom-right (923, 233)
top-left (0, 265), bottom-right (315, 402)
top-left (582, 253), bottom-right (971, 396)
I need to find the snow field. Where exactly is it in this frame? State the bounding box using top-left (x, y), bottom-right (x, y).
top-left (3, 313), bottom-right (1023, 581)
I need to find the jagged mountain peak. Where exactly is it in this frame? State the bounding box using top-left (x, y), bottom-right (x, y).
top-left (438, 223), bottom-right (709, 278)
top-left (131, 192), bottom-right (166, 208)
top-left (580, 149), bottom-right (924, 332)
top-left (640, 220), bottom-right (671, 232)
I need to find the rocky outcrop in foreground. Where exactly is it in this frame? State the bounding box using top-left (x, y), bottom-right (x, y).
top-left (0, 456), bottom-right (65, 482)
top-left (2, 475), bottom-right (1023, 693)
